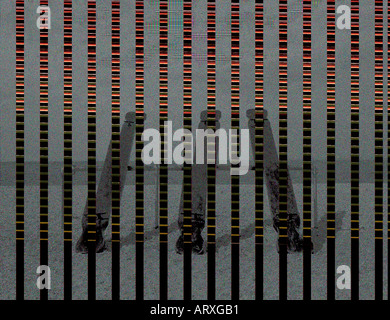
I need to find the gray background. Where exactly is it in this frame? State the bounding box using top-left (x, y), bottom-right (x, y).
top-left (0, 0), bottom-right (388, 300)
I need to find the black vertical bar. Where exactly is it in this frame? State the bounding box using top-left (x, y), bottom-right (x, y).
top-left (388, 0), bottom-right (390, 302)
top-left (350, 0), bottom-right (359, 301)
top-left (135, 0), bottom-right (145, 301)
top-left (39, 0), bottom-right (49, 302)
top-left (326, 0), bottom-right (336, 301)
top-left (159, 0), bottom-right (169, 301)
top-left (254, 0), bottom-right (264, 301)
top-left (87, 0), bottom-right (97, 301)
top-left (302, 0), bottom-right (312, 300)
top-left (207, 0), bottom-right (216, 301)
top-left (63, 0), bottom-right (73, 301)
top-left (111, 0), bottom-right (121, 301)
top-left (183, 0), bottom-right (193, 301)
top-left (15, 0), bottom-right (25, 301)
top-left (231, 0), bottom-right (240, 301)
top-left (279, 0), bottom-right (288, 301)
top-left (374, 0), bottom-right (384, 301)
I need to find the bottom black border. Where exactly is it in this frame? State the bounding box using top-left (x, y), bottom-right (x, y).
top-left (2, 300), bottom-right (387, 319)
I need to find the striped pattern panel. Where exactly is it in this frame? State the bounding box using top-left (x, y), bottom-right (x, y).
top-left (135, 0), bottom-right (145, 300)
top-left (231, 0), bottom-right (240, 300)
top-left (39, 0), bottom-right (49, 301)
top-left (254, 0), bottom-right (264, 300)
top-left (182, 0), bottom-right (193, 301)
top-left (63, 0), bottom-right (73, 300)
top-left (374, 0), bottom-right (384, 300)
top-left (302, 0), bottom-right (312, 299)
top-left (278, 0), bottom-right (288, 300)
top-left (350, 0), bottom-right (359, 300)
top-left (387, 0), bottom-right (390, 300)
top-left (207, 0), bottom-right (217, 301)
top-left (87, 0), bottom-right (97, 300)
top-left (326, 0), bottom-right (336, 300)
top-left (15, 0), bottom-right (25, 301)
top-left (159, 0), bottom-right (169, 301)
top-left (111, 0), bottom-right (121, 300)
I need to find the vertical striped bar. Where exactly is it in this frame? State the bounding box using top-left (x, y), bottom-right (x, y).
top-left (254, 0), bottom-right (264, 301)
top-left (111, 0), bottom-right (121, 301)
top-left (350, 0), bottom-right (360, 300)
top-left (159, 0), bottom-right (169, 301)
top-left (39, 0), bottom-right (49, 301)
top-left (63, 0), bottom-right (73, 300)
top-left (207, 0), bottom-right (216, 301)
top-left (183, 0), bottom-right (193, 301)
top-left (15, 0), bottom-right (25, 301)
top-left (302, 0), bottom-right (312, 299)
top-left (388, 0), bottom-right (390, 300)
top-left (278, 0), bottom-right (288, 300)
top-left (231, 0), bottom-right (240, 301)
top-left (374, 0), bottom-right (384, 300)
top-left (326, 0), bottom-right (336, 301)
top-left (135, 0), bottom-right (145, 301)
top-left (87, 0), bottom-right (97, 300)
